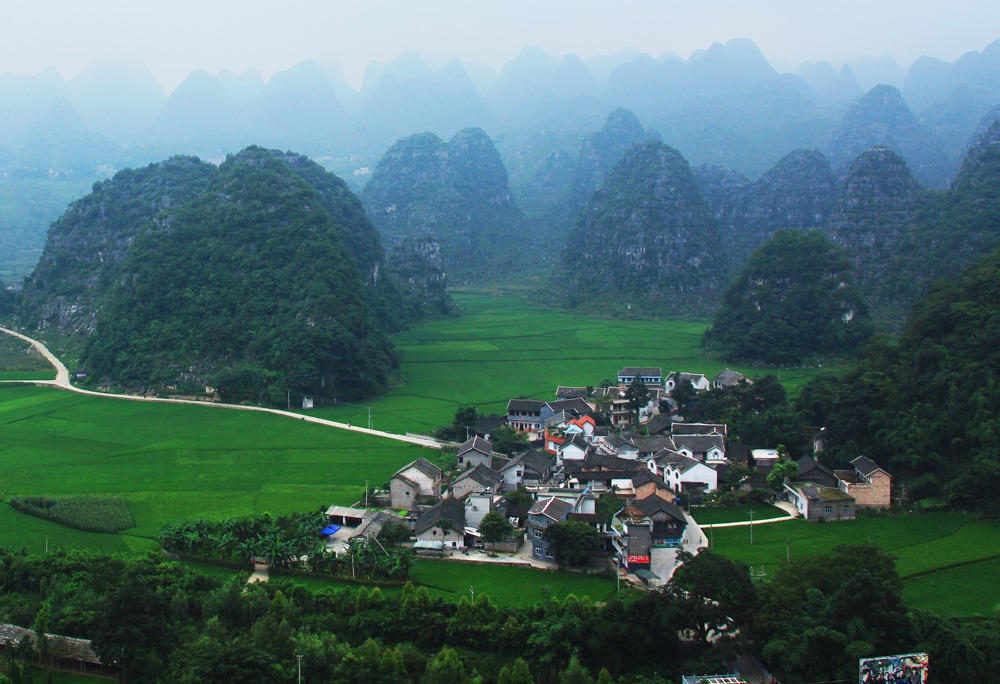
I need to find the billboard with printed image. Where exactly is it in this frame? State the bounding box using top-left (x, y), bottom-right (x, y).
top-left (859, 652), bottom-right (929, 683)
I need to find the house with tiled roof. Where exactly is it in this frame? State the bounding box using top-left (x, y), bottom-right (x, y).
top-left (795, 456), bottom-right (839, 488)
top-left (457, 435), bottom-right (493, 469)
top-left (712, 368), bottom-right (749, 389)
top-left (526, 496), bottom-right (574, 563)
top-left (835, 456), bottom-right (891, 509)
top-left (497, 449), bottom-right (553, 491)
top-left (449, 463), bottom-right (503, 500)
top-left (785, 481), bottom-right (856, 521)
top-left (661, 453), bottom-right (719, 494)
top-left (543, 414), bottom-right (596, 454)
top-left (389, 457), bottom-right (443, 510)
top-left (617, 366), bottom-right (663, 386)
top-left (414, 497), bottom-right (466, 549)
top-left (664, 371), bottom-right (710, 393)
top-left (556, 433), bottom-right (592, 465)
top-left (673, 433), bottom-right (726, 464)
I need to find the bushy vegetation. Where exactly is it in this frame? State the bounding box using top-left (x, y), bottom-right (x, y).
top-left (797, 243), bottom-right (1000, 516)
top-left (10, 496), bottom-right (135, 533)
top-left (703, 230), bottom-right (873, 365)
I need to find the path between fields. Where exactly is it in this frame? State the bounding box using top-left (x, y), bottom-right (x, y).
top-left (697, 501), bottom-right (799, 528)
top-left (0, 326), bottom-right (446, 450)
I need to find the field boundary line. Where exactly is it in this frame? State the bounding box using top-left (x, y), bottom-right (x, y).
top-left (900, 553), bottom-right (1000, 580)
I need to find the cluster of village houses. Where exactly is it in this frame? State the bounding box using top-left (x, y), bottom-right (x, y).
top-left (323, 367), bottom-right (892, 577)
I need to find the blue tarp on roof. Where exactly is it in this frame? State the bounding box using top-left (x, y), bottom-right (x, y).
top-left (321, 525), bottom-right (341, 536)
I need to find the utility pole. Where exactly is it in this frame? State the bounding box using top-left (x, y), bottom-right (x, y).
top-left (748, 509), bottom-right (754, 545)
top-left (297, 654), bottom-right (303, 684)
top-left (287, 389), bottom-right (290, 410)
top-left (364, 479), bottom-right (369, 508)
top-left (786, 535), bottom-right (791, 562)
top-left (367, 407), bottom-right (373, 430)
top-left (470, 585), bottom-right (475, 602)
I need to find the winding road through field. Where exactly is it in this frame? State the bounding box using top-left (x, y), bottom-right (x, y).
top-left (0, 325), bottom-right (446, 450)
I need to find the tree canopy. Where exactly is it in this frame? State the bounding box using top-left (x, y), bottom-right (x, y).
top-left (703, 229), bottom-right (873, 365)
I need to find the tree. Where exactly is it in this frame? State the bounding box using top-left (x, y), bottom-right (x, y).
top-left (671, 377), bottom-right (697, 414)
top-left (767, 459), bottom-right (798, 491)
top-left (669, 550), bottom-right (757, 643)
top-left (624, 378), bottom-right (650, 425)
top-left (543, 521), bottom-right (599, 566)
top-left (423, 646), bottom-right (469, 684)
top-left (491, 425), bottom-right (530, 454)
top-left (479, 511), bottom-right (514, 550)
top-left (498, 658), bottom-right (535, 684)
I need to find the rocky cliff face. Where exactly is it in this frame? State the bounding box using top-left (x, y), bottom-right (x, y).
top-left (362, 127), bottom-right (527, 283)
top-left (559, 141), bottom-right (726, 316)
top-left (827, 84), bottom-right (950, 188)
top-left (698, 148), bottom-right (837, 268)
top-left (827, 146), bottom-right (929, 322)
top-left (19, 155), bottom-right (216, 335)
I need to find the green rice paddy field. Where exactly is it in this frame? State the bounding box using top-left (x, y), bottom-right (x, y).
top-left (707, 511), bottom-right (1000, 617)
top-left (313, 293), bottom-right (823, 433)
top-left (261, 560), bottom-right (618, 608)
top-left (0, 293), bottom-right (996, 616)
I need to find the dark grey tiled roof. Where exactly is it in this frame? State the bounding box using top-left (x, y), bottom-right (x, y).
top-left (414, 497), bottom-right (466, 535)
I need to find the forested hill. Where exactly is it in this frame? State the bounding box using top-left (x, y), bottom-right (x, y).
top-left (799, 242), bottom-right (1000, 516)
top-left (18, 147), bottom-right (450, 404)
top-left (361, 127), bottom-right (529, 284)
top-left (558, 141), bottom-right (726, 316)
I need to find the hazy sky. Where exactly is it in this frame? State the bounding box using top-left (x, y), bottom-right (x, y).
top-left (4, 0), bottom-right (999, 92)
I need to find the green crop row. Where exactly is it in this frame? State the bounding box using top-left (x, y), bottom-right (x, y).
top-left (10, 495), bottom-right (136, 533)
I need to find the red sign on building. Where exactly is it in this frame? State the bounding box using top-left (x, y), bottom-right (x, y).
top-left (627, 555), bottom-right (650, 564)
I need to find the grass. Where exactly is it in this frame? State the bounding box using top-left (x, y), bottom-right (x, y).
top-left (901, 557), bottom-right (1000, 618)
top-left (708, 511), bottom-right (1000, 617)
top-left (312, 293), bottom-right (830, 434)
top-left (408, 559), bottom-right (618, 607)
top-left (691, 504), bottom-right (790, 525)
top-left (0, 384), bottom-right (430, 539)
top-left (0, 332), bottom-right (56, 380)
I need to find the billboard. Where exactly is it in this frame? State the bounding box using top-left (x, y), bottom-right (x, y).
top-left (859, 652), bottom-right (929, 683)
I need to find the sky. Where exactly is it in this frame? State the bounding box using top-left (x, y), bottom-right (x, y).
top-left (3, 0), bottom-right (999, 92)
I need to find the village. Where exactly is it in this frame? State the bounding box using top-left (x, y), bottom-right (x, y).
top-left (319, 366), bottom-right (893, 587)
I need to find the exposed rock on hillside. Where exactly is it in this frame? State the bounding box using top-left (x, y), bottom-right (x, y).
top-left (699, 148), bottom-right (837, 268)
top-left (19, 155), bottom-right (216, 335)
top-left (559, 141), bottom-right (726, 316)
top-left (362, 127), bottom-right (527, 283)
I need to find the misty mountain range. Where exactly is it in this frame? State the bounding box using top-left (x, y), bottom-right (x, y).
top-left (3, 38), bottom-right (1000, 181)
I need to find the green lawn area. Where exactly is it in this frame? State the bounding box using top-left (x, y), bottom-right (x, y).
top-left (708, 511), bottom-right (1000, 617)
top-left (311, 293), bottom-right (828, 434)
top-left (691, 504), bottom-right (789, 525)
